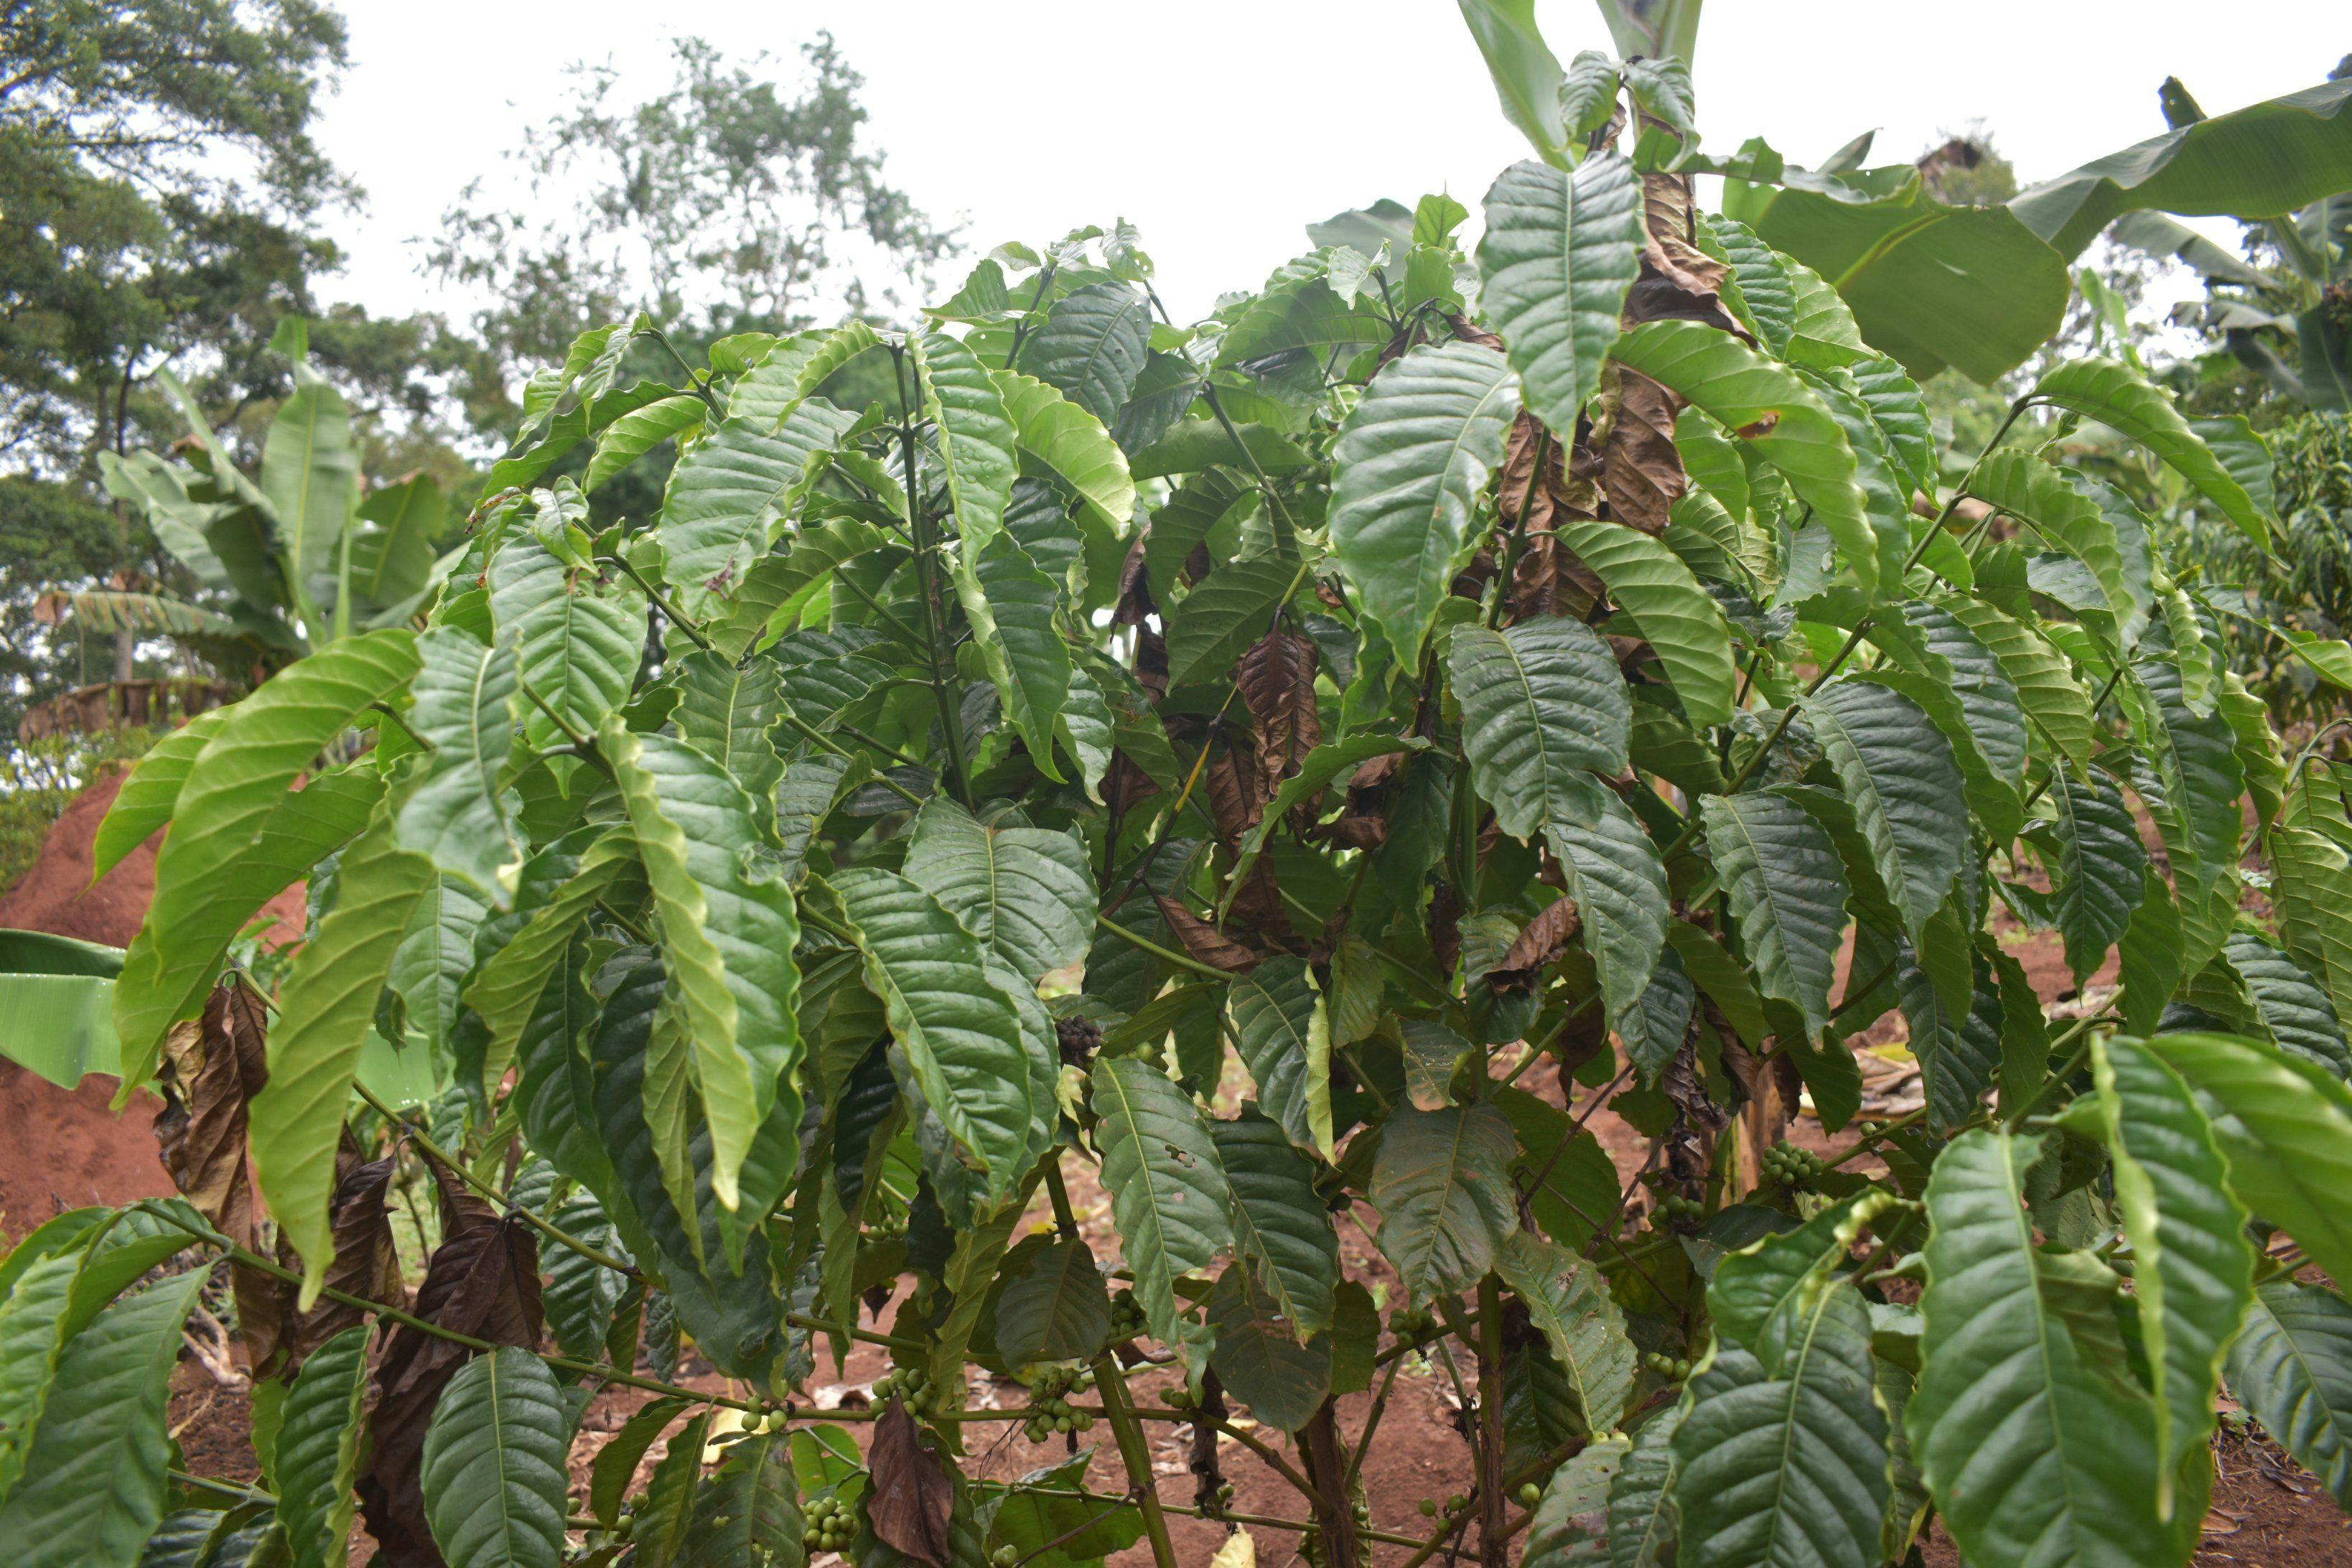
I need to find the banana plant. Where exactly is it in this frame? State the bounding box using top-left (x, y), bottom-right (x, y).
top-left (2106, 70), bottom-right (2352, 409)
top-left (90, 322), bottom-right (458, 676)
top-left (15, 10), bottom-right (2352, 1568)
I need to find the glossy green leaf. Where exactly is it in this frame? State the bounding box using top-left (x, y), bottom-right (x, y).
top-left (1371, 1103), bottom-right (1516, 1307)
top-left (2227, 1282), bottom-right (2352, 1508)
top-left (1451, 618), bottom-right (1630, 841)
top-left (2218, 933), bottom-right (2352, 1078)
top-left (1328, 340), bottom-right (1519, 663)
top-left (1803, 680), bottom-right (1967, 942)
top-left (2272, 825), bottom-right (2352, 1027)
top-left (671, 650), bottom-right (787, 804)
top-left (605, 722), bottom-right (805, 1212)
top-left (823, 867), bottom-right (1041, 1210)
top-left (2010, 78), bottom-right (2352, 259)
top-left (905, 798), bottom-right (1093, 989)
top-left (2049, 768), bottom-right (2147, 988)
top-left (1091, 1057), bottom-right (1230, 1376)
top-left (90, 709), bottom-right (233, 881)
top-left (1552, 516), bottom-right (1739, 728)
top-left (1754, 183), bottom-right (2071, 384)
top-left (463, 831), bottom-right (635, 1098)
top-left (1703, 791), bottom-right (1848, 1042)
top-left (989, 367), bottom-right (1135, 531)
top-left (419, 1348), bottom-right (573, 1568)
top-left (2095, 1037), bottom-right (2254, 1510)
top-left (2145, 1031), bottom-right (2352, 1291)
top-left (2124, 640), bottom-right (2244, 975)
top-left (1671, 1245), bottom-right (1888, 1568)
top-left (1477, 152), bottom-right (1644, 432)
top-left (1606, 1404), bottom-right (1683, 1568)
top-left (2034, 358), bottom-right (2268, 543)
top-left (0, 1271), bottom-right (205, 1568)
top-left (113, 630), bottom-right (419, 1088)
top-left (1545, 788), bottom-right (1671, 1045)
top-left (1017, 281), bottom-right (1151, 424)
top-left (275, 1325), bottom-right (368, 1568)
top-left (1934, 594), bottom-right (2099, 776)
top-left (658, 400), bottom-right (856, 618)
top-left (1899, 943), bottom-right (2004, 1133)
top-left (953, 531), bottom-right (1073, 780)
top-left (1496, 1231), bottom-right (1635, 1436)
top-left (1456, 0), bottom-right (1567, 160)
top-left (1226, 957), bottom-right (1333, 1162)
top-left (394, 627), bottom-right (523, 901)
top-left (993, 1240), bottom-right (1111, 1365)
top-left (583, 393), bottom-right (704, 492)
top-left (262, 381), bottom-right (358, 623)
top-left (1205, 1265), bottom-right (1329, 1433)
top-left (1610, 320), bottom-right (1875, 595)
top-left (681, 1429), bottom-right (803, 1568)
top-left (1910, 1130), bottom-right (2178, 1567)
top-left (1213, 1109), bottom-right (1340, 1338)
top-left (248, 816), bottom-right (436, 1301)
top-left (0, 1244), bottom-right (81, 1506)
top-left (1971, 449), bottom-right (2145, 646)
top-left (1164, 559), bottom-right (1297, 690)
top-left (488, 536), bottom-right (645, 752)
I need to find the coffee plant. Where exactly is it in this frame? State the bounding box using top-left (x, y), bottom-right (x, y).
top-left (8, 6), bottom-right (2352, 1566)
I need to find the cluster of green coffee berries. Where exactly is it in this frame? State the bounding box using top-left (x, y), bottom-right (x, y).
top-left (1388, 1304), bottom-right (1437, 1342)
top-left (1760, 1142), bottom-right (1825, 1190)
top-left (1019, 1363), bottom-right (1098, 1442)
top-left (1651, 1190), bottom-right (1704, 1226)
top-left (1107, 1288), bottom-right (1147, 1342)
top-left (1643, 1350), bottom-right (1694, 1383)
top-left (803, 1493), bottom-right (855, 1553)
top-left (865, 1207), bottom-right (909, 1241)
top-left (1417, 1493), bottom-right (1472, 1518)
top-left (872, 1363), bottom-right (939, 1416)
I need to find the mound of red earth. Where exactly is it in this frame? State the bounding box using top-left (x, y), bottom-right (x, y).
top-left (0, 769), bottom-right (303, 1246)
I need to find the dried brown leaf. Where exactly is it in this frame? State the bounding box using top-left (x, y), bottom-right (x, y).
top-left (1238, 627), bottom-right (1322, 802)
top-left (154, 982), bottom-right (266, 1243)
top-left (358, 1175), bottom-right (543, 1567)
top-left (1115, 532), bottom-right (1155, 626)
top-left (1134, 625), bottom-right (1170, 702)
top-left (1595, 365), bottom-right (1686, 536)
top-left (1490, 897), bottom-right (1582, 994)
top-left (1189, 1370), bottom-right (1231, 1514)
top-left (869, 1400), bottom-right (957, 1565)
top-left (1152, 894), bottom-right (1261, 973)
top-left (1104, 750), bottom-right (1162, 818)
top-left (1203, 742), bottom-right (1264, 845)
top-left (1445, 313), bottom-right (1504, 352)
top-left (1625, 172), bottom-right (1745, 335)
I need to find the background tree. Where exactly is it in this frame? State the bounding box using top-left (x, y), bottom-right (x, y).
top-left (426, 33), bottom-right (958, 416)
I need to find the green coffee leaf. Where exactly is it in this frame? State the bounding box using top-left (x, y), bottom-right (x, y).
top-left (1452, 618), bottom-right (1630, 841)
top-left (1371, 1103), bottom-right (1516, 1306)
top-left (1477, 152), bottom-right (1643, 433)
top-left (1091, 1058), bottom-right (1230, 1377)
top-left (419, 1348), bottom-right (574, 1568)
top-left (1329, 340), bottom-right (1519, 663)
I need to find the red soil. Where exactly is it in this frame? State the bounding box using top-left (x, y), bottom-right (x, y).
top-left (0, 767), bottom-right (304, 1246)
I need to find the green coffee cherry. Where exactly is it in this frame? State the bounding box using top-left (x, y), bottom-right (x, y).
top-left (1518, 1482), bottom-right (1542, 1508)
top-left (803, 1494), bottom-right (856, 1551)
top-left (1419, 1498), bottom-right (1439, 1517)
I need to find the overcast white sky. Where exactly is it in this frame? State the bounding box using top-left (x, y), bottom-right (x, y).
top-left (312, 1), bottom-right (2346, 330)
